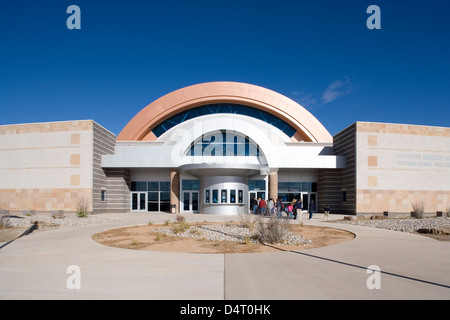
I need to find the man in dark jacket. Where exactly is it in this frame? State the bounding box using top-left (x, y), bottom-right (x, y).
top-left (251, 198), bottom-right (258, 214)
top-left (309, 200), bottom-right (315, 220)
top-left (294, 199), bottom-right (303, 220)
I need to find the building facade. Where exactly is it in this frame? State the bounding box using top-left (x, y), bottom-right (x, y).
top-left (334, 121), bottom-right (450, 215)
top-left (1, 82), bottom-right (449, 215)
top-left (0, 120), bottom-right (115, 213)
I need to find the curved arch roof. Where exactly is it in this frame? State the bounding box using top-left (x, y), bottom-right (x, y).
top-left (117, 81), bottom-right (332, 143)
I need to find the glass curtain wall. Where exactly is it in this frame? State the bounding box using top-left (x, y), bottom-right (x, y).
top-left (131, 181), bottom-right (170, 212)
top-left (278, 182), bottom-right (317, 210)
top-left (152, 103), bottom-right (296, 138)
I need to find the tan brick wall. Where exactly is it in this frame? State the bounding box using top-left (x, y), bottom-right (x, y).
top-left (0, 121), bottom-right (93, 135)
top-left (357, 122), bottom-right (450, 137)
top-left (357, 189), bottom-right (450, 214)
top-left (0, 121), bottom-right (94, 212)
top-left (0, 188), bottom-right (93, 212)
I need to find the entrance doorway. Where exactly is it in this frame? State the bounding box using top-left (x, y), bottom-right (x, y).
top-left (182, 191), bottom-right (199, 213)
top-left (131, 192), bottom-right (146, 211)
top-left (278, 192), bottom-right (317, 211)
top-left (249, 191), bottom-right (266, 213)
top-left (301, 193), bottom-right (317, 211)
top-left (249, 191), bottom-right (266, 201)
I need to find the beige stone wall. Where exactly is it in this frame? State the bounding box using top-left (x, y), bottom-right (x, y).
top-left (0, 121), bottom-right (94, 212)
top-left (356, 122), bottom-right (450, 214)
top-left (0, 188), bottom-right (92, 212)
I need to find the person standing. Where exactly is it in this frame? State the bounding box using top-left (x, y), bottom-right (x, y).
top-left (309, 199), bottom-right (315, 220)
top-left (287, 203), bottom-right (293, 219)
top-left (324, 204), bottom-right (330, 220)
top-left (268, 198), bottom-right (274, 216)
top-left (259, 198), bottom-right (267, 215)
top-left (252, 198), bottom-right (258, 214)
top-left (295, 199), bottom-right (303, 220)
top-left (276, 198), bottom-right (282, 218)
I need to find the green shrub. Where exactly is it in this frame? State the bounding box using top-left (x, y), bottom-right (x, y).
top-left (171, 222), bottom-right (190, 234)
top-left (154, 232), bottom-right (166, 241)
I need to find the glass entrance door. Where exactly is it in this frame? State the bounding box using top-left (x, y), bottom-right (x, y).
top-left (192, 192), bottom-right (199, 211)
top-left (249, 191), bottom-right (266, 202)
top-left (300, 193), bottom-right (317, 211)
top-left (302, 193), bottom-right (309, 211)
top-left (182, 191), bottom-right (199, 213)
top-left (131, 192), bottom-right (147, 211)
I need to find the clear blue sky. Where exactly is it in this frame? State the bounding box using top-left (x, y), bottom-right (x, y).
top-left (1, 0), bottom-right (449, 136)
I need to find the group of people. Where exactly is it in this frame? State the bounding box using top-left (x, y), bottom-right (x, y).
top-left (251, 197), bottom-right (327, 220)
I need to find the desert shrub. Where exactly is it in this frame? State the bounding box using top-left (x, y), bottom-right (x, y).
top-left (175, 214), bottom-right (186, 223)
top-left (254, 215), bottom-right (290, 244)
top-left (445, 204), bottom-right (450, 218)
top-left (76, 197), bottom-right (89, 218)
top-left (171, 222), bottom-right (190, 234)
top-left (411, 200), bottom-right (425, 219)
top-left (154, 232), bottom-right (166, 241)
top-left (242, 236), bottom-right (251, 245)
top-left (238, 212), bottom-right (256, 230)
top-left (189, 228), bottom-right (201, 236)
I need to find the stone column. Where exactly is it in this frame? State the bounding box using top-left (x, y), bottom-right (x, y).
top-left (269, 171), bottom-right (278, 201)
top-left (170, 169), bottom-right (180, 214)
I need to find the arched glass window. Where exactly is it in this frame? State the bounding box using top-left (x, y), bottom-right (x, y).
top-left (151, 103), bottom-right (296, 138)
top-left (188, 130), bottom-right (261, 158)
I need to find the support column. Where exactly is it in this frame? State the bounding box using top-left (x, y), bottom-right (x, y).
top-left (269, 171), bottom-right (278, 201)
top-left (170, 169), bottom-right (180, 214)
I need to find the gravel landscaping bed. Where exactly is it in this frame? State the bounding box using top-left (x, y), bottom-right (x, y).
top-left (333, 216), bottom-right (450, 233)
top-left (157, 223), bottom-right (310, 245)
top-left (0, 214), bottom-right (123, 230)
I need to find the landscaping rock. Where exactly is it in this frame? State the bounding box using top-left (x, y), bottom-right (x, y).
top-left (417, 228), bottom-right (432, 234)
top-left (0, 214), bottom-right (122, 229)
top-left (51, 211), bottom-right (65, 219)
top-left (158, 223), bottom-right (309, 246)
top-left (335, 217), bottom-right (450, 233)
top-left (370, 215), bottom-right (388, 220)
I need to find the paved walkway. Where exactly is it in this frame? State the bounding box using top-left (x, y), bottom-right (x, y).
top-left (0, 213), bottom-right (449, 300)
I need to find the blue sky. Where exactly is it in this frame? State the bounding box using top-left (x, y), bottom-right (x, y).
top-left (1, 0), bottom-right (449, 136)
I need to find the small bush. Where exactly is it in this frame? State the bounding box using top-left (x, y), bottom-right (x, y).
top-left (242, 236), bottom-right (251, 245)
top-left (189, 228), bottom-right (201, 236)
top-left (254, 215), bottom-right (290, 244)
top-left (171, 222), bottom-right (190, 234)
top-left (154, 232), bottom-right (166, 241)
top-left (238, 212), bottom-right (256, 230)
top-left (175, 214), bottom-right (186, 223)
top-left (76, 197), bottom-right (89, 218)
top-left (411, 200), bottom-right (425, 219)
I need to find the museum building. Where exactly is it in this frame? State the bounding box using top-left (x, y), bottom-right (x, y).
top-left (1, 82), bottom-right (449, 216)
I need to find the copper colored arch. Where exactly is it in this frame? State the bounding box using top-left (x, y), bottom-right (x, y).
top-left (117, 82), bottom-right (332, 143)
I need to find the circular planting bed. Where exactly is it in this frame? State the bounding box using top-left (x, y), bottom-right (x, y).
top-left (92, 221), bottom-right (355, 254)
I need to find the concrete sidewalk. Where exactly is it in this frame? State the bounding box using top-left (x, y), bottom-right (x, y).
top-left (0, 212), bottom-right (449, 300)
